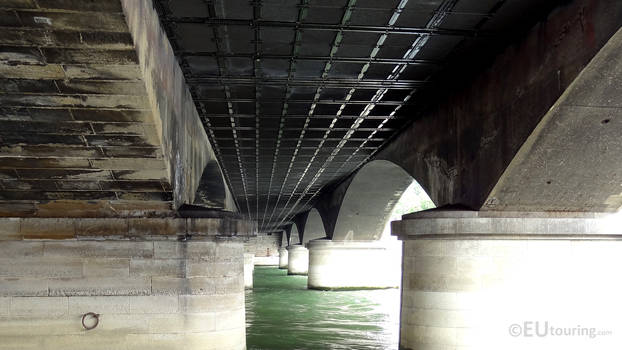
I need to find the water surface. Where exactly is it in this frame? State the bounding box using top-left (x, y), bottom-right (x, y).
top-left (246, 267), bottom-right (400, 350)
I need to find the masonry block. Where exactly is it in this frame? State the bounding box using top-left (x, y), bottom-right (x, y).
top-left (10, 297), bottom-right (68, 317)
top-left (128, 218), bottom-right (186, 236)
top-left (82, 258), bottom-right (130, 277)
top-left (48, 277), bottom-right (151, 296)
top-left (21, 218), bottom-right (75, 239)
top-left (0, 278), bottom-right (48, 297)
top-left (0, 218), bottom-right (21, 240)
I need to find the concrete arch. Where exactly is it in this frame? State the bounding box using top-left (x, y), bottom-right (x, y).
top-left (302, 209), bottom-right (326, 244)
top-left (332, 160), bottom-right (422, 241)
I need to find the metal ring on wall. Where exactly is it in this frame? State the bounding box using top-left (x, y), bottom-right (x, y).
top-left (81, 312), bottom-right (100, 330)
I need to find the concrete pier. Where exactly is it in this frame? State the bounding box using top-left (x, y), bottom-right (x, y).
top-left (307, 239), bottom-right (400, 290)
top-left (0, 217), bottom-right (251, 350)
top-left (278, 247), bottom-right (289, 269)
top-left (244, 253), bottom-right (254, 289)
top-left (244, 234), bottom-right (281, 267)
top-left (286, 245), bottom-right (309, 275)
top-left (392, 210), bottom-right (622, 350)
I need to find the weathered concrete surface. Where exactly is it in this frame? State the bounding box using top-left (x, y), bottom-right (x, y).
top-left (374, 0), bottom-right (622, 211)
top-left (120, 0), bottom-right (235, 211)
top-left (484, 25), bottom-right (622, 212)
top-left (393, 209), bottom-right (622, 350)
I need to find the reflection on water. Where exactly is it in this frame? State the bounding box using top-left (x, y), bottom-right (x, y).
top-left (246, 267), bottom-right (400, 350)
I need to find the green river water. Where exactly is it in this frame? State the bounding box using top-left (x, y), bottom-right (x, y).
top-left (245, 266), bottom-right (400, 350)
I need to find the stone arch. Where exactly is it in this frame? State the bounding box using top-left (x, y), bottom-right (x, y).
top-left (332, 160), bottom-right (431, 241)
top-left (302, 208), bottom-right (326, 244)
top-left (193, 160), bottom-right (227, 208)
top-left (280, 229), bottom-right (288, 247)
top-left (289, 223), bottom-right (300, 245)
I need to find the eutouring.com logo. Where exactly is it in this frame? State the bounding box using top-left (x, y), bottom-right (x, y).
top-left (509, 321), bottom-right (613, 339)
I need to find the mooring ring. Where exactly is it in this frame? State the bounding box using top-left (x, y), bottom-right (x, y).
top-left (81, 312), bottom-right (100, 330)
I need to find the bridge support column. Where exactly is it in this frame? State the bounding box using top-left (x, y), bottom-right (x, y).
top-left (244, 253), bottom-right (254, 289)
top-left (278, 247), bottom-right (288, 269)
top-left (0, 217), bottom-right (251, 350)
top-left (393, 210), bottom-right (622, 350)
top-left (307, 239), bottom-right (400, 290)
top-left (286, 245), bottom-right (308, 275)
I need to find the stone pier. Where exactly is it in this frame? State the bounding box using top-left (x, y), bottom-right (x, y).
top-left (286, 245), bottom-right (309, 276)
top-left (244, 253), bottom-right (254, 289)
top-left (307, 239), bottom-right (400, 290)
top-left (392, 209), bottom-right (622, 350)
top-left (278, 247), bottom-right (288, 269)
top-left (0, 217), bottom-right (253, 350)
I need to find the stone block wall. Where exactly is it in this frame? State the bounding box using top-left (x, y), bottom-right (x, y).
top-left (243, 233), bottom-right (280, 258)
top-left (0, 217), bottom-right (251, 350)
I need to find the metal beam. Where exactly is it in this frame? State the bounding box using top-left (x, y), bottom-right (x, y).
top-left (160, 17), bottom-right (495, 37)
top-left (178, 52), bottom-right (441, 66)
top-left (186, 76), bottom-right (424, 89)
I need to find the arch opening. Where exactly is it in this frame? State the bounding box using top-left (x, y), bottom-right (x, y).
top-left (307, 160), bottom-right (435, 290)
top-left (381, 179), bottom-right (435, 238)
top-left (289, 224), bottom-right (300, 245)
top-left (193, 160), bottom-right (227, 208)
top-left (302, 209), bottom-right (326, 244)
top-left (332, 160), bottom-right (434, 241)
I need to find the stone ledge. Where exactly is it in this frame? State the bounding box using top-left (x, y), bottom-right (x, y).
top-left (0, 217), bottom-right (256, 241)
top-left (307, 239), bottom-right (396, 250)
top-left (393, 210), bottom-right (622, 240)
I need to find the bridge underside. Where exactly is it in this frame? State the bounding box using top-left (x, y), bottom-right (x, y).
top-left (153, 0), bottom-right (560, 232)
top-left (1, 0), bottom-right (621, 349)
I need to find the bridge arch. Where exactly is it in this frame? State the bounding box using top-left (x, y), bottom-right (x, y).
top-left (193, 160), bottom-right (228, 208)
top-left (302, 208), bottom-right (327, 244)
top-left (332, 160), bottom-right (433, 241)
top-left (289, 223), bottom-right (301, 245)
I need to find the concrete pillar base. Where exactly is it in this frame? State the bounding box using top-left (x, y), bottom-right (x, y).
top-left (307, 239), bottom-right (400, 290)
top-left (286, 244), bottom-right (308, 275)
top-left (278, 247), bottom-right (288, 269)
top-left (393, 210), bottom-right (622, 350)
top-left (244, 253), bottom-right (254, 289)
